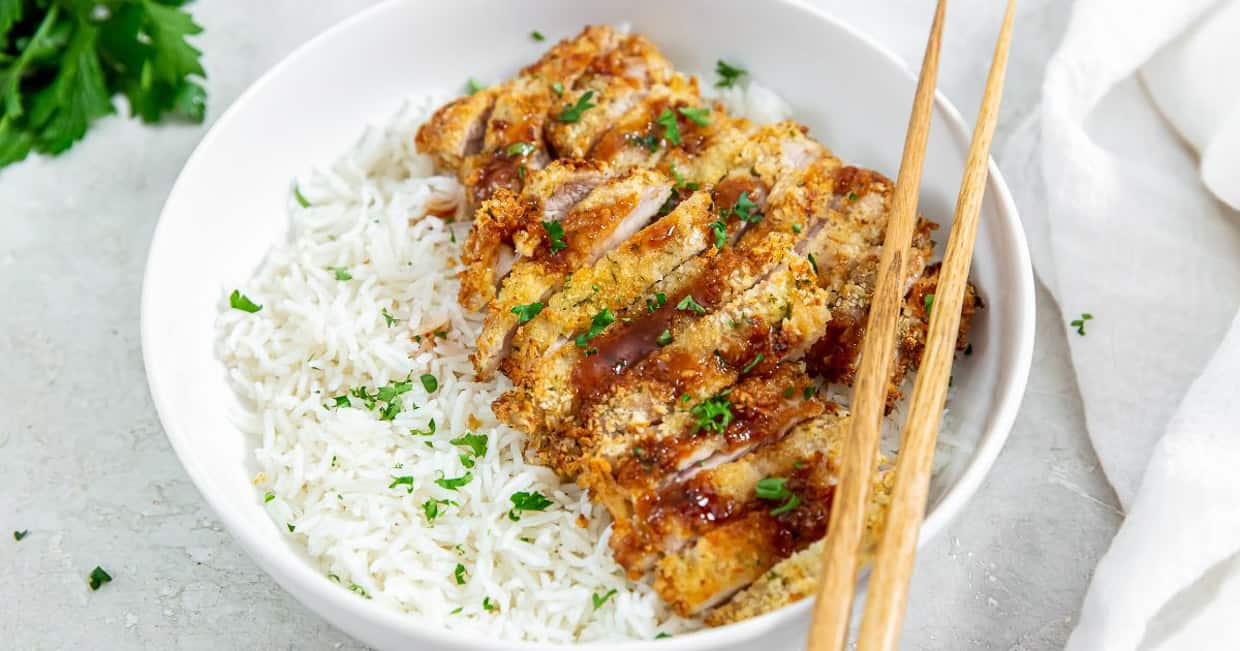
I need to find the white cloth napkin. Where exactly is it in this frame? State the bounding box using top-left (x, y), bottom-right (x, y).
top-left (1002, 0), bottom-right (1240, 649)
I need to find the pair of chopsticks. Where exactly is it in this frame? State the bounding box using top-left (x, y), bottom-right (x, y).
top-left (806, 1), bottom-right (1015, 650)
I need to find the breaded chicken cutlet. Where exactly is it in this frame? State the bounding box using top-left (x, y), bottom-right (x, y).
top-left (416, 24), bottom-right (980, 620)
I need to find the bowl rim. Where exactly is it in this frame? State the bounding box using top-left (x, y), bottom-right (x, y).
top-left (140, 0), bottom-right (1036, 648)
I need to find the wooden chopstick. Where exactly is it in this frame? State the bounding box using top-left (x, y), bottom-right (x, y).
top-left (805, 1), bottom-right (948, 649)
top-left (856, 3), bottom-right (1016, 649)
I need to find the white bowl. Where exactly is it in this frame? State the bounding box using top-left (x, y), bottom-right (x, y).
top-left (141, 1), bottom-right (1035, 649)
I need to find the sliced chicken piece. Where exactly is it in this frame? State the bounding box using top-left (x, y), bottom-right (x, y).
top-left (501, 189), bottom-right (717, 382)
top-left (415, 87), bottom-right (499, 172)
top-left (650, 407), bottom-right (853, 616)
top-left (588, 363), bottom-right (829, 574)
top-left (579, 254), bottom-right (830, 460)
top-left (588, 76), bottom-right (709, 173)
top-left (472, 169), bottom-right (673, 378)
top-left (457, 159), bottom-right (611, 311)
top-left (493, 229), bottom-right (802, 448)
top-left (546, 34), bottom-right (678, 159)
top-left (416, 25), bottom-right (619, 174)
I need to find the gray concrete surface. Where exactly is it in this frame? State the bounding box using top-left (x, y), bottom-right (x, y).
top-left (1, 1), bottom-right (1117, 649)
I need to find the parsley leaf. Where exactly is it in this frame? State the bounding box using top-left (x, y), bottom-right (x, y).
top-left (454, 562), bottom-right (468, 584)
top-left (420, 373), bottom-right (438, 393)
top-left (388, 475), bottom-right (414, 494)
top-left (656, 107), bottom-right (680, 145)
top-left (646, 293), bottom-right (667, 312)
top-left (755, 476), bottom-right (801, 515)
top-left (450, 432), bottom-right (488, 458)
top-left (676, 295), bottom-right (706, 315)
top-left (482, 596), bottom-right (496, 612)
top-left (530, 30), bottom-right (545, 41)
top-left (511, 302), bottom-right (544, 323)
top-left (709, 220), bottom-right (727, 249)
top-left (410, 419), bottom-right (437, 437)
top-left (332, 267), bottom-right (352, 281)
top-left (506, 141), bottom-right (535, 157)
top-left (807, 252), bottom-right (819, 275)
top-left (349, 583), bottom-right (370, 598)
top-left (88, 565), bottom-right (112, 591)
top-left (924, 293), bottom-right (934, 317)
top-left (690, 393), bottom-right (733, 434)
top-left (715, 60), bottom-right (748, 88)
top-left (435, 472), bottom-right (473, 491)
top-left (13, 530), bottom-right (29, 541)
top-left (656, 329), bottom-right (673, 346)
top-left (551, 81), bottom-right (564, 96)
top-left (741, 353), bottom-right (764, 374)
top-left (557, 89), bottom-right (595, 123)
top-left (263, 491), bottom-right (275, 503)
top-left (592, 588), bottom-right (618, 609)
top-left (466, 78), bottom-right (484, 95)
top-left (542, 220), bottom-right (567, 253)
top-left (382, 307), bottom-right (398, 327)
top-left (293, 184), bottom-right (311, 207)
top-left (1070, 312), bottom-right (1093, 336)
top-left (508, 491), bottom-right (553, 520)
top-left (670, 163), bottom-right (699, 192)
top-left (423, 498), bottom-right (453, 523)
top-left (573, 308), bottom-right (615, 347)
top-left (229, 290), bottom-right (262, 313)
top-left (725, 191), bottom-right (760, 223)
top-left (678, 106), bottom-right (711, 126)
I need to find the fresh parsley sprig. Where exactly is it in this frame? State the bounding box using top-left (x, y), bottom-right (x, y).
top-left (1, 0), bottom-right (208, 170)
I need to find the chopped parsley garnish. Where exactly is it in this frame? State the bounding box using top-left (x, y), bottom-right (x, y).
top-left (715, 60), bottom-right (748, 88)
top-left (293, 185), bottom-right (311, 208)
top-left (483, 596), bottom-right (496, 611)
top-left (803, 385), bottom-right (817, 399)
top-left (14, 530), bottom-right (29, 541)
top-left (466, 78), bottom-right (484, 95)
top-left (508, 491), bottom-right (554, 520)
top-left (450, 432), bottom-right (488, 458)
top-left (88, 566), bottom-right (113, 591)
top-left (690, 393), bottom-right (733, 434)
top-left (349, 583), bottom-right (371, 598)
top-left (512, 302), bottom-right (545, 324)
top-left (229, 290), bottom-right (262, 313)
top-left (531, 30), bottom-right (545, 41)
top-left (327, 573), bottom-right (341, 582)
top-left (848, 191), bottom-right (858, 201)
top-left (792, 223), bottom-right (803, 234)
top-left (678, 106), bottom-right (711, 126)
top-left (542, 220), bottom-right (567, 252)
top-left (741, 354), bottom-right (764, 374)
top-left (725, 191), bottom-right (761, 223)
top-left (263, 491), bottom-right (275, 503)
top-left (423, 498), bottom-right (454, 523)
top-left (1071, 313), bottom-right (1093, 336)
top-left (506, 141), bottom-right (535, 157)
top-left (680, 393), bottom-right (691, 403)
top-left (551, 81), bottom-right (564, 96)
top-left (646, 292), bottom-right (667, 312)
top-left (450, 606), bottom-right (464, 615)
top-left (924, 293), bottom-right (934, 317)
top-left (382, 307), bottom-right (398, 327)
top-left (656, 632), bottom-right (673, 639)
top-left (656, 108), bottom-right (681, 146)
top-left (709, 220), bottom-right (727, 249)
top-left (388, 475), bottom-right (414, 494)
top-left (287, 523), bottom-right (296, 532)
top-left (410, 418), bottom-right (437, 436)
top-left (574, 308), bottom-right (616, 347)
top-left (558, 90), bottom-right (596, 123)
top-left (454, 563), bottom-right (468, 585)
top-left (669, 163), bottom-right (700, 192)
top-left (755, 476), bottom-right (801, 515)
top-left (676, 295), bottom-right (706, 315)
top-left (592, 588), bottom-right (618, 610)
top-left (656, 329), bottom-right (673, 346)
top-left (332, 267), bottom-right (352, 281)
top-left (420, 373), bottom-right (438, 393)
top-left (435, 472), bottom-right (474, 491)
top-left (807, 252), bottom-right (819, 275)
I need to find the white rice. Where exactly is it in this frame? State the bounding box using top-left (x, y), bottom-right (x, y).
top-left (216, 80), bottom-right (965, 644)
